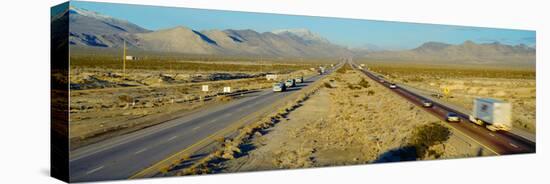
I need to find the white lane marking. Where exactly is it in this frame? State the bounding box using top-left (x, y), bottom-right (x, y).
top-left (206, 118), bottom-right (219, 124)
top-left (509, 143), bottom-right (519, 148)
top-left (134, 148), bottom-right (148, 155)
top-left (488, 133), bottom-right (495, 137)
top-left (237, 108), bottom-right (244, 112)
top-left (167, 136), bottom-right (178, 141)
top-left (224, 113), bottom-right (233, 117)
top-left (86, 166), bottom-right (104, 175)
top-left (192, 126), bottom-right (201, 131)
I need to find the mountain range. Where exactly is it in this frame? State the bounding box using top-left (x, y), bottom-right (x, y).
top-left (53, 6), bottom-right (535, 66)
top-left (362, 41), bottom-right (536, 66)
top-left (63, 6), bottom-right (350, 58)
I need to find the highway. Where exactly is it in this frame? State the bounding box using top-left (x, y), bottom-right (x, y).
top-left (69, 64), bottom-right (340, 182)
top-left (352, 63), bottom-right (536, 155)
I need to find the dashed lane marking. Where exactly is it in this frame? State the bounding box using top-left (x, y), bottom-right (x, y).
top-left (134, 148), bottom-right (148, 155)
top-left (206, 118), bottom-right (219, 124)
top-left (167, 136), bottom-right (178, 141)
top-left (86, 166), bottom-right (104, 175)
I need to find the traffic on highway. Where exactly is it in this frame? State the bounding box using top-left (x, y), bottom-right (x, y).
top-left (351, 63), bottom-right (535, 155)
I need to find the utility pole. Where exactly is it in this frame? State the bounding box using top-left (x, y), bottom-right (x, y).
top-left (122, 40), bottom-right (126, 78)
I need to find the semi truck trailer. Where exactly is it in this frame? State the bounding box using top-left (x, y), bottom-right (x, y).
top-left (469, 98), bottom-right (512, 131)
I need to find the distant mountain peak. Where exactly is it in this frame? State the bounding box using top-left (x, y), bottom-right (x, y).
top-left (272, 28), bottom-right (311, 34)
top-left (69, 6), bottom-right (114, 21)
top-left (164, 26), bottom-right (193, 32)
top-left (413, 41), bottom-right (451, 52)
top-left (67, 6), bottom-right (150, 48)
top-left (462, 40), bottom-right (476, 45)
top-left (271, 28), bottom-right (329, 43)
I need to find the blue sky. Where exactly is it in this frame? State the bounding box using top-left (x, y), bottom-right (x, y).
top-left (69, 1), bottom-right (535, 50)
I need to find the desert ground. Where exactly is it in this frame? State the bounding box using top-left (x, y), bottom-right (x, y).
top-left (165, 64), bottom-right (480, 175)
top-left (365, 63), bottom-right (536, 133)
top-left (68, 55), bottom-right (321, 150)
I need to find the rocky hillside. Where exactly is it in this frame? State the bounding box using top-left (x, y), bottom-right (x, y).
top-left (67, 6), bottom-right (150, 48)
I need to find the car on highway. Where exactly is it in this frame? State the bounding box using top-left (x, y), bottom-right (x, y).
top-left (468, 115), bottom-right (484, 126)
top-left (389, 83), bottom-right (397, 89)
top-left (272, 82), bottom-right (286, 92)
top-left (285, 79), bottom-right (296, 87)
top-left (295, 76), bottom-right (304, 83)
top-left (379, 79), bottom-right (385, 83)
top-left (446, 112), bottom-right (461, 122)
top-left (421, 100), bottom-right (433, 107)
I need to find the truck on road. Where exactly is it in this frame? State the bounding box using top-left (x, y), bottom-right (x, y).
top-left (318, 67), bottom-right (326, 75)
top-left (294, 76), bottom-right (304, 83)
top-left (469, 98), bottom-right (512, 131)
top-left (284, 79), bottom-right (296, 87)
top-left (272, 82), bottom-right (286, 92)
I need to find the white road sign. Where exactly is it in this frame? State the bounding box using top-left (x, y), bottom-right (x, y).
top-left (223, 86), bottom-right (231, 93)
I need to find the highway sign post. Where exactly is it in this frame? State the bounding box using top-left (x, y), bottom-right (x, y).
top-left (443, 87), bottom-right (450, 97)
top-left (122, 40), bottom-right (126, 78)
top-left (223, 86), bottom-right (231, 93)
top-left (201, 85), bottom-right (209, 101)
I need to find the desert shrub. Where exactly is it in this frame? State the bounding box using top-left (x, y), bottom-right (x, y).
top-left (336, 64), bottom-right (352, 73)
top-left (408, 76), bottom-right (424, 82)
top-left (216, 95), bottom-right (233, 102)
top-left (323, 82), bottom-right (332, 88)
top-left (347, 84), bottom-right (361, 90)
top-left (358, 79), bottom-right (370, 88)
top-left (118, 94), bottom-right (134, 103)
top-left (408, 122), bottom-right (450, 158)
top-left (160, 166), bottom-right (170, 174)
top-left (221, 142), bottom-right (242, 160)
top-left (216, 137), bottom-right (226, 144)
top-left (176, 87), bottom-right (189, 94)
top-left (181, 153), bottom-right (191, 161)
top-left (367, 90), bottom-right (375, 96)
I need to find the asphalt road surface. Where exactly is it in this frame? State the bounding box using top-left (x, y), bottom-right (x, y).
top-left (354, 64), bottom-right (535, 155)
top-left (69, 65), bottom-right (339, 182)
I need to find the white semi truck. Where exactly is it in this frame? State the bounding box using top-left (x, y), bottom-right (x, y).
top-left (468, 98), bottom-right (512, 131)
top-left (318, 67), bottom-right (326, 75)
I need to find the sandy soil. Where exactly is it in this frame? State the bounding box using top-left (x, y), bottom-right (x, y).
top-left (218, 67), bottom-right (471, 172)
